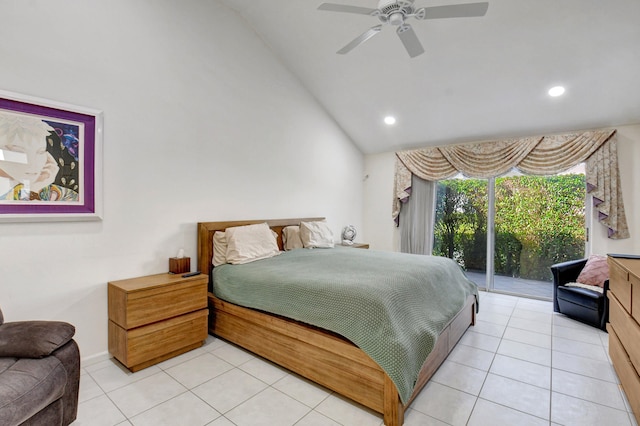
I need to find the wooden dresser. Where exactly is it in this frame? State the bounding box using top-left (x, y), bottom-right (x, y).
top-left (607, 256), bottom-right (640, 422)
top-left (108, 273), bottom-right (208, 371)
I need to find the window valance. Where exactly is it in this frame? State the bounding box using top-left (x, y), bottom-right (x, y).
top-left (393, 129), bottom-right (629, 239)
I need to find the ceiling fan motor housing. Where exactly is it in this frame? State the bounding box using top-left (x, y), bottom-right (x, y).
top-left (377, 0), bottom-right (416, 25)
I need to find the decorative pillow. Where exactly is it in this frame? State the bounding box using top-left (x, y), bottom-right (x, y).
top-left (212, 231), bottom-right (228, 266)
top-left (300, 221), bottom-right (334, 248)
top-left (225, 223), bottom-right (280, 265)
top-left (576, 254), bottom-right (609, 287)
top-left (0, 321), bottom-right (75, 358)
top-left (282, 226), bottom-right (303, 250)
top-left (565, 282), bottom-right (604, 294)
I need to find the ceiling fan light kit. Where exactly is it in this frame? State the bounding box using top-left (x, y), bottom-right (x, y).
top-left (318, 0), bottom-right (489, 58)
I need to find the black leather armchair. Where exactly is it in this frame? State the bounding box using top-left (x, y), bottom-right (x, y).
top-left (551, 258), bottom-right (609, 330)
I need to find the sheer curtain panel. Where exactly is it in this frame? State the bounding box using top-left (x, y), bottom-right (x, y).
top-left (399, 175), bottom-right (436, 255)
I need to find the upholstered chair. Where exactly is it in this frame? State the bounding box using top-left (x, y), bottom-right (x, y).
top-left (551, 257), bottom-right (609, 330)
top-left (0, 306), bottom-right (80, 426)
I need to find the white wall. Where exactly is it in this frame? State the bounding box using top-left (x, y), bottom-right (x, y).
top-left (363, 151), bottom-right (399, 251)
top-left (364, 124), bottom-right (640, 255)
top-left (0, 0), bottom-right (364, 360)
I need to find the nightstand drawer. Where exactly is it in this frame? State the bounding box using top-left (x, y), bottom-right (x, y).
top-left (109, 308), bottom-right (208, 371)
top-left (109, 274), bottom-right (207, 328)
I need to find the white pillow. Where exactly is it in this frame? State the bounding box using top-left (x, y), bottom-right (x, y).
top-left (225, 223), bottom-right (281, 264)
top-left (212, 231), bottom-right (227, 266)
top-left (282, 226), bottom-right (304, 250)
top-left (300, 221), bottom-right (334, 248)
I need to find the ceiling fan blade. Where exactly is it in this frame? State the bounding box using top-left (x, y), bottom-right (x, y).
top-left (396, 24), bottom-right (425, 58)
top-left (337, 25), bottom-right (383, 54)
top-left (417, 2), bottom-right (489, 19)
top-left (317, 3), bottom-right (378, 15)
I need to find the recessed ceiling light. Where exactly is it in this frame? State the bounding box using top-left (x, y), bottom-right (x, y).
top-left (548, 86), bottom-right (565, 97)
top-left (384, 116), bottom-right (396, 125)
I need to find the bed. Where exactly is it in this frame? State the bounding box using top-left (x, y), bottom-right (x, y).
top-left (197, 218), bottom-right (477, 426)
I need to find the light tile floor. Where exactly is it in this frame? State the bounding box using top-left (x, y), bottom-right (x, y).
top-left (73, 292), bottom-right (638, 425)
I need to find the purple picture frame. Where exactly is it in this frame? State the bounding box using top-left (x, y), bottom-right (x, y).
top-left (0, 90), bottom-right (103, 222)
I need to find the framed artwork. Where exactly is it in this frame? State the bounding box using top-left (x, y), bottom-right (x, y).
top-left (0, 90), bottom-right (103, 222)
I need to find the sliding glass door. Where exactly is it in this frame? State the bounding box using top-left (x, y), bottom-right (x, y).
top-left (433, 175), bottom-right (488, 290)
top-left (493, 169), bottom-right (586, 298)
top-left (433, 167), bottom-right (586, 299)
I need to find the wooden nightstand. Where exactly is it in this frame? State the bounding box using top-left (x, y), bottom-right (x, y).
top-left (338, 242), bottom-right (369, 249)
top-left (108, 273), bottom-right (208, 372)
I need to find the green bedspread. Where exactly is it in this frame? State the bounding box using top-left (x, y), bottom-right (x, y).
top-left (212, 247), bottom-right (478, 404)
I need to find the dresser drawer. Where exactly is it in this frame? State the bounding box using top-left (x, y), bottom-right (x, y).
top-left (109, 308), bottom-right (208, 371)
top-left (609, 258), bottom-right (632, 313)
top-left (609, 294), bottom-right (640, 374)
top-left (632, 274), bottom-right (640, 323)
top-left (109, 277), bottom-right (207, 328)
top-left (608, 325), bottom-right (640, 422)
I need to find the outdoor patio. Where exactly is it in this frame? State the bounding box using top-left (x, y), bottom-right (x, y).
top-left (465, 271), bottom-right (553, 300)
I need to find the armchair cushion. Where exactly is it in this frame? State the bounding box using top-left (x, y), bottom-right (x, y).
top-left (0, 321), bottom-right (75, 358)
top-left (557, 286), bottom-right (604, 311)
top-left (564, 282), bottom-right (604, 293)
top-left (0, 356), bottom-right (66, 425)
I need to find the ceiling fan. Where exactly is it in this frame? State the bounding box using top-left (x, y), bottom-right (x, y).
top-left (318, 0), bottom-right (489, 58)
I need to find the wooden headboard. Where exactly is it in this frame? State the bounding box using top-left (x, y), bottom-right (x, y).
top-left (197, 217), bottom-right (324, 280)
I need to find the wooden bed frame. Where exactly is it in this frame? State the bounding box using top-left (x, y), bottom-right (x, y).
top-left (197, 218), bottom-right (476, 426)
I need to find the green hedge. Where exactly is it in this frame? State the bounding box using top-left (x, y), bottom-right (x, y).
top-left (433, 174), bottom-right (586, 281)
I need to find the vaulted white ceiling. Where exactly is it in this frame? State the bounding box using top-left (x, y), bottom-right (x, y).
top-left (219, 0), bottom-right (640, 154)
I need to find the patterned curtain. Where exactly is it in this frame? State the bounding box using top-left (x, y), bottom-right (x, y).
top-left (393, 129), bottom-right (629, 239)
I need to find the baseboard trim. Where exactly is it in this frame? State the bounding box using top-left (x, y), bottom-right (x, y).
top-left (81, 351), bottom-right (111, 367)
